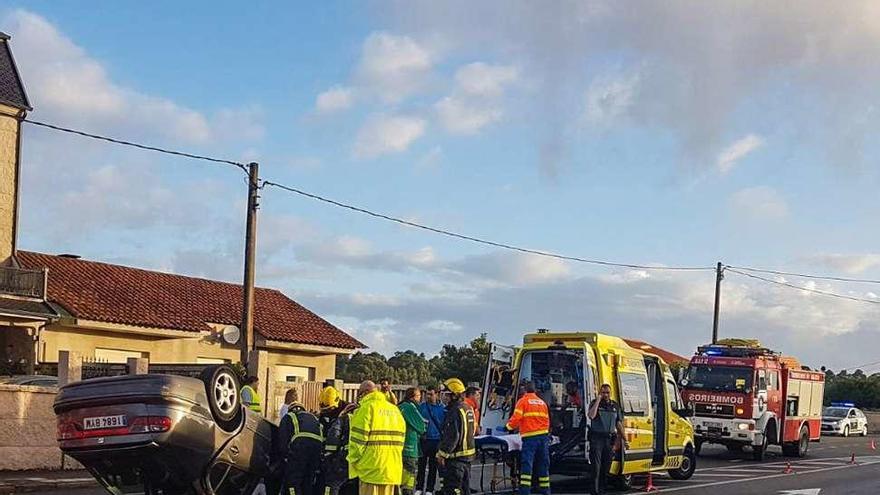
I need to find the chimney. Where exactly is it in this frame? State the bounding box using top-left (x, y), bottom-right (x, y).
top-left (0, 32), bottom-right (32, 265)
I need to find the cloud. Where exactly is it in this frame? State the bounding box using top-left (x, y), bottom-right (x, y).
top-left (356, 32), bottom-right (432, 103)
top-left (729, 186), bottom-right (789, 221)
top-left (448, 252), bottom-right (571, 285)
top-left (717, 134), bottom-right (764, 174)
top-left (435, 62), bottom-right (518, 134)
top-left (315, 86), bottom-right (354, 113)
top-left (806, 253), bottom-right (880, 275)
top-left (353, 114), bottom-right (427, 158)
top-left (583, 71), bottom-right (640, 125)
top-left (6, 10), bottom-right (262, 145)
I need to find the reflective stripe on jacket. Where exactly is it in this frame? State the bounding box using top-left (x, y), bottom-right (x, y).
top-left (347, 390), bottom-right (406, 484)
top-left (506, 393), bottom-right (550, 438)
top-left (437, 400), bottom-right (476, 460)
top-left (241, 385), bottom-right (262, 413)
top-left (287, 410), bottom-right (324, 443)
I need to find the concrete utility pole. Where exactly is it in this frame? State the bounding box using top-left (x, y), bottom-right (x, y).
top-left (711, 261), bottom-right (724, 344)
top-left (240, 162), bottom-right (259, 366)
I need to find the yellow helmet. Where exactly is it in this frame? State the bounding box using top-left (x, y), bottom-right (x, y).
top-left (442, 378), bottom-right (466, 395)
top-left (319, 386), bottom-right (340, 409)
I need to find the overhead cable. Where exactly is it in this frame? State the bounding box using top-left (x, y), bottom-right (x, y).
top-left (725, 268), bottom-right (880, 305)
top-left (23, 119), bottom-right (248, 173)
top-left (261, 180), bottom-right (714, 272)
top-left (727, 265), bottom-right (880, 285)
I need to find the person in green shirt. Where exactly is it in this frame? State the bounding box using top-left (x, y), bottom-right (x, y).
top-left (399, 387), bottom-right (427, 495)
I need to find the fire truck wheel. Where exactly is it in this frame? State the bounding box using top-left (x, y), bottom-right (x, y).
top-left (668, 445), bottom-right (696, 480)
top-left (752, 434), bottom-right (767, 461)
top-left (782, 426), bottom-right (810, 457)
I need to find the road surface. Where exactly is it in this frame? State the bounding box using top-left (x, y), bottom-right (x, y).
top-left (25, 435), bottom-right (880, 494)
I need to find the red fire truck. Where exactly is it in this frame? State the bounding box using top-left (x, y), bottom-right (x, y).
top-left (681, 341), bottom-right (824, 460)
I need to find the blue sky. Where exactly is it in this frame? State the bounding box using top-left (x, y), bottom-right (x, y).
top-left (4, 2), bottom-right (880, 370)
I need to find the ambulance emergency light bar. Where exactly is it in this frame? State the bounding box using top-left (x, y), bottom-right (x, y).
top-left (830, 402), bottom-right (855, 407)
top-left (696, 344), bottom-right (778, 358)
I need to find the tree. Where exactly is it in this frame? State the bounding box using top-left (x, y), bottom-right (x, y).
top-left (336, 352), bottom-right (395, 383)
top-left (430, 334), bottom-right (490, 386)
top-left (387, 350), bottom-right (436, 387)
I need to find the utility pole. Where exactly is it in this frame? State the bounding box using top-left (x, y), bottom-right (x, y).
top-left (711, 261), bottom-right (724, 344)
top-left (240, 162), bottom-right (259, 366)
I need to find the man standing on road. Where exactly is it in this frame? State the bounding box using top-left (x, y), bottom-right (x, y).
top-left (463, 387), bottom-right (482, 435)
top-left (437, 378), bottom-right (476, 495)
top-left (587, 384), bottom-right (626, 495)
top-left (276, 399), bottom-right (324, 495)
top-left (400, 387), bottom-right (427, 495)
top-left (320, 386), bottom-right (357, 495)
top-left (417, 386), bottom-right (446, 495)
top-left (348, 380), bottom-right (406, 495)
top-left (506, 381), bottom-right (551, 495)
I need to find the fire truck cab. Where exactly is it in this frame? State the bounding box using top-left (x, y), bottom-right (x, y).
top-left (682, 341), bottom-right (824, 460)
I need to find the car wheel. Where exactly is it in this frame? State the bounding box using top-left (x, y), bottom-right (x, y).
top-left (201, 365), bottom-right (243, 432)
top-left (843, 425), bottom-right (850, 438)
top-left (752, 434), bottom-right (767, 461)
top-left (862, 426), bottom-right (869, 437)
top-left (669, 445), bottom-right (696, 480)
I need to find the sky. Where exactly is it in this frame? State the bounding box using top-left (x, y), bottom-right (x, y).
top-left (3, 1), bottom-right (880, 371)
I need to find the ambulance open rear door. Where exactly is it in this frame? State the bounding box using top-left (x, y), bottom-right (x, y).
top-left (480, 343), bottom-right (518, 435)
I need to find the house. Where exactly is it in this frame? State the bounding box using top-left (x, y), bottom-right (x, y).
top-left (0, 32), bottom-right (363, 383)
top-left (623, 338), bottom-right (689, 365)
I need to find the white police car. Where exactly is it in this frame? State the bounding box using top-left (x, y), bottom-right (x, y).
top-left (821, 402), bottom-right (869, 437)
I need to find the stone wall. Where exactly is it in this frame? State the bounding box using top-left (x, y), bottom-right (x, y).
top-left (0, 384), bottom-right (79, 470)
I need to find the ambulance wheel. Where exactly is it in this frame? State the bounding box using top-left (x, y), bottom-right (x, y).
top-left (200, 365), bottom-right (243, 432)
top-left (843, 425), bottom-right (850, 438)
top-left (694, 439), bottom-right (703, 456)
top-left (752, 434), bottom-right (767, 461)
top-left (669, 445), bottom-right (696, 480)
top-left (610, 474), bottom-right (632, 490)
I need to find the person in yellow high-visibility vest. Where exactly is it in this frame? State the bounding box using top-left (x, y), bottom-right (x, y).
top-left (347, 380), bottom-right (406, 495)
top-left (241, 375), bottom-right (263, 414)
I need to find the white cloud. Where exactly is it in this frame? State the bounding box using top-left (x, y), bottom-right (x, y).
top-left (717, 134), bottom-right (764, 174)
top-left (435, 62), bottom-right (518, 134)
top-left (449, 252), bottom-right (571, 286)
top-left (6, 10), bottom-right (262, 145)
top-left (583, 72), bottom-right (640, 125)
top-left (729, 186), bottom-right (789, 221)
top-left (315, 86), bottom-right (354, 113)
top-left (807, 253), bottom-right (880, 275)
top-left (353, 114), bottom-right (427, 158)
top-left (357, 32), bottom-right (432, 103)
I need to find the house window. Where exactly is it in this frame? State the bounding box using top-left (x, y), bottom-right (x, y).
top-left (275, 365), bottom-right (315, 382)
top-left (94, 348), bottom-right (147, 363)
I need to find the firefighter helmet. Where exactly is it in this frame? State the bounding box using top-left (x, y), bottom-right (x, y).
top-left (319, 386), bottom-right (341, 409)
top-left (442, 378), bottom-right (466, 395)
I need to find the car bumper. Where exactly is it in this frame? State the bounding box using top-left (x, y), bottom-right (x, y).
top-left (693, 419), bottom-right (759, 445)
top-left (821, 424), bottom-right (846, 435)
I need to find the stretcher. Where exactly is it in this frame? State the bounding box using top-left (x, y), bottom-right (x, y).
top-left (475, 434), bottom-right (520, 493)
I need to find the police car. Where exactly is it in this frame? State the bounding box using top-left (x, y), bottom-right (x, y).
top-left (821, 402), bottom-right (869, 437)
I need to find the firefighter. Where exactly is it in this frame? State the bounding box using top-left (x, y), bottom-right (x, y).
top-left (437, 378), bottom-right (476, 495)
top-left (241, 375), bottom-right (263, 414)
top-left (347, 380), bottom-right (406, 495)
top-left (275, 399), bottom-right (324, 495)
top-left (320, 386), bottom-right (357, 495)
top-left (506, 381), bottom-right (550, 495)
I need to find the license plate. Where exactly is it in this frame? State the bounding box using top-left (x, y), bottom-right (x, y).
top-left (83, 415), bottom-right (126, 430)
top-left (705, 421), bottom-right (722, 428)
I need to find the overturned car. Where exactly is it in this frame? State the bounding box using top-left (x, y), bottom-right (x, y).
top-left (54, 365), bottom-right (276, 494)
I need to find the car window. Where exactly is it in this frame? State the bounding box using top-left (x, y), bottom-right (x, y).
top-left (665, 380), bottom-right (682, 410)
top-left (849, 410), bottom-right (857, 417)
top-left (756, 370), bottom-right (767, 391)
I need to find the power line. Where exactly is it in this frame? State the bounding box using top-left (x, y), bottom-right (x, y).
top-left (725, 268), bottom-right (880, 305)
top-left (727, 265), bottom-right (880, 285)
top-left (261, 180), bottom-right (715, 272)
top-left (23, 119), bottom-right (248, 173)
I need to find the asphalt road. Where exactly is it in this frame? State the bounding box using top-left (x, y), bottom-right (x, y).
top-left (25, 435), bottom-right (880, 495)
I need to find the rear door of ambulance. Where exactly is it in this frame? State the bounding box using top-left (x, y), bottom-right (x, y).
top-left (480, 343), bottom-right (518, 434)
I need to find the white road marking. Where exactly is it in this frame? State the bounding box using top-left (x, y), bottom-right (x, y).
top-left (691, 473), bottom-right (751, 477)
top-left (777, 489), bottom-right (821, 495)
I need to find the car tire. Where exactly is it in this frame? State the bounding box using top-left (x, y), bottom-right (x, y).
top-left (752, 433), bottom-right (767, 461)
top-left (861, 426), bottom-right (869, 437)
top-left (669, 445), bottom-right (696, 480)
top-left (200, 365), bottom-right (243, 432)
top-left (843, 425), bottom-right (850, 438)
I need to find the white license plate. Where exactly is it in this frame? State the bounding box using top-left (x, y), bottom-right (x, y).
top-left (705, 421), bottom-right (722, 428)
top-left (83, 415), bottom-right (126, 430)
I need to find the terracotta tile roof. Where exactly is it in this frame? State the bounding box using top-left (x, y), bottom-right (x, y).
top-left (623, 338), bottom-right (689, 365)
top-left (16, 251), bottom-right (364, 349)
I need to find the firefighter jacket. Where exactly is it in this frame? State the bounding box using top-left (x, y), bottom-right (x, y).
top-left (437, 399), bottom-right (476, 461)
top-left (399, 399), bottom-right (427, 458)
top-left (274, 406), bottom-right (324, 464)
top-left (321, 404), bottom-right (355, 488)
top-left (506, 392), bottom-right (550, 438)
top-left (347, 390), bottom-right (406, 484)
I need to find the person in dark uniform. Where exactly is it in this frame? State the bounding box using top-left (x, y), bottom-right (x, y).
top-left (319, 386), bottom-right (357, 495)
top-left (275, 400), bottom-right (324, 495)
top-left (587, 384), bottom-right (626, 495)
top-left (437, 378), bottom-right (476, 495)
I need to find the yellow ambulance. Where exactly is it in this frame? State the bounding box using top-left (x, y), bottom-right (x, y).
top-left (479, 330), bottom-right (696, 489)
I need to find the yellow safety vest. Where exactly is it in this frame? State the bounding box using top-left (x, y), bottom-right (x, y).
top-left (241, 385), bottom-right (263, 413)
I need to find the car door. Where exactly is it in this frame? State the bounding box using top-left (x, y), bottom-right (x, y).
top-left (480, 343), bottom-right (518, 434)
top-left (849, 409), bottom-right (859, 432)
top-left (616, 359), bottom-right (654, 473)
